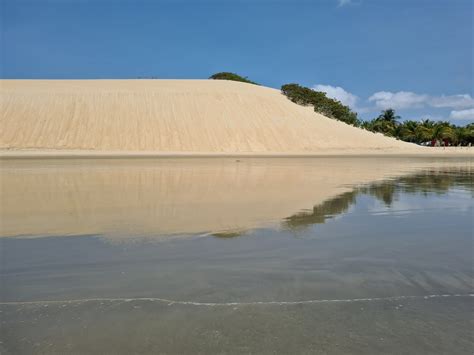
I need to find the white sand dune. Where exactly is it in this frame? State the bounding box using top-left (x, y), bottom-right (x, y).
top-left (1, 79), bottom-right (428, 155)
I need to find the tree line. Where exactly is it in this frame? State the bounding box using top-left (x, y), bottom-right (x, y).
top-left (360, 109), bottom-right (473, 146)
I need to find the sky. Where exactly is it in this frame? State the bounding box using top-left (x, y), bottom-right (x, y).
top-left (2, 0), bottom-right (473, 123)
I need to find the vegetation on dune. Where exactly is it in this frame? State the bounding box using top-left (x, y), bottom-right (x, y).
top-left (281, 83), bottom-right (359, 126)
top-left (209, 72), bottom-right (259, 85)
top-left (281, 83), bottom-right (474, 146)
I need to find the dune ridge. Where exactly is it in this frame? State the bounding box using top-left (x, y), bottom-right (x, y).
top-left (1, 79), bottom-right (430, 155)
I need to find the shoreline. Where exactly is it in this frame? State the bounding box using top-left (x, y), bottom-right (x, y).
top-left (1, 148), bottom-right (473, 159)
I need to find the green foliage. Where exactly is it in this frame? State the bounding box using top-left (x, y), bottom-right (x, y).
top-left (281, 83), bottom-right (360, 126)
top-left (209, 72), bottom-right (259, 85)
top-left (454, 123), bottom-right (474, 145)
top-left (377, 109), bottom-right (400, 124)
top-left (361, 110), bottom-right (474, 146)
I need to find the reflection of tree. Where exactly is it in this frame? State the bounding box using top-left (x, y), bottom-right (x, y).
top-left (394, 168), bottom-right (473, 196)
top-left (360, 183), bottom-right (396, 206)
top-left (211, 230), bottom-right (246, 238)
top-left (285, 191), bottom-right (357, 230)
top-left (283, 168), bottom-right (473, 231)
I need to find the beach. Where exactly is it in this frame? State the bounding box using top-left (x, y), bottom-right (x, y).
top-left (1, 79), bottom-right (472, 354)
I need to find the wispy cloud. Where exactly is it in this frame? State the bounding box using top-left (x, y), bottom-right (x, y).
top-left (449, 109), bottom-right (474, 120)
top-left (337, 0), bottom-right (352, 7)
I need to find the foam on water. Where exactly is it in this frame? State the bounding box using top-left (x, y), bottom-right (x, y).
top-left (1, 293), bottom-right (472, 307)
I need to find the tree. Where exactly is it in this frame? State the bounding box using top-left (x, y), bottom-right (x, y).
top-left (454, 124), bottom-right (474, 145)
top-left (414, 119), bottom-right (436, 143)
top-left (399, 120), bottom-right (419, 142)
top-left (377, 109), bottom-right (400, 124)
top-left (364, 109), bottom-right (401, 137)
top-left (430, 122), bottom-right (455, 142)
top-left (409, 121), bottom-right (455, 145)
top-left (370, 119), bottom-right (394, 136)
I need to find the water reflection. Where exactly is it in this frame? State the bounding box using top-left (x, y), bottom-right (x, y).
top-left (285, 191), bottom-right (357, 229)
top-left (0, 158), bottom-right (471, 239)
top-left (284, 167), bottom-right (473, 230)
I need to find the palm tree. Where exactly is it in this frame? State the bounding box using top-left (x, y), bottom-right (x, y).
top-left (431, 122), bottom-right (454, 143)
top-left (361, 113), bottom-right (472, 146)
top-left (371, 109), bottom-right (401, 137)
top-left (371, 118), bottom-right (395, 136)
top-left (453, 124), bottom-right (474, 145)
top-left (418, 121), bottom-right (454, 146)
top-left (399, 120), bottom-right (419, 142)
top-left (377, 108), bottom-right (401, 125)
top-left (419, 119), bottom-right (435, 128)
top-left (414, 119), bottom-right (436, 144)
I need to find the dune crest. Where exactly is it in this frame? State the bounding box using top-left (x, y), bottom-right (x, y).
top-left (1, 79), bottom-right (422, 154)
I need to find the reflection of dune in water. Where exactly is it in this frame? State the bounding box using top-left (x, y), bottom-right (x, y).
top-left (0, 158), bottom-right (471, 240)
top-left (284, 166), bottom-right (473, 230)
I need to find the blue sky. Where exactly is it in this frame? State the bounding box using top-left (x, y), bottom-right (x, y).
top-left (2, 0), bottom-right (473, 123)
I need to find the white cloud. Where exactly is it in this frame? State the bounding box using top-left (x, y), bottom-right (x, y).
top-left (449, 109), bottom-right (474, 120)
top-left (368, 91), bottom-right (428, 110)
top-left (313, 84), bottom-right (359, 109)
top-left (309, 84), bottom-right (474, 122)
top-left (337, 0), bottom-right (352, 7)
top-left (368, 91), bottom-right (474, 111)
top-left (430, 95), bottom-right (474, 109)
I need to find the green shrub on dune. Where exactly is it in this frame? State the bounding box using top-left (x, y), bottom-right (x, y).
top-left (209, 72), bottom-right (259, 85)
top-left (281, 83), bottom-right (360, 126)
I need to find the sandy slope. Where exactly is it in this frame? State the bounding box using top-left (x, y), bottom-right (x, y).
top-left (1, 79), bottom-right (428, 155)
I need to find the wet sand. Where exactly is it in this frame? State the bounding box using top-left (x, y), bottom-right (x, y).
top-left (1, 146), bottom-right (473, 158)
top-left (1, 296), bottom-right (472, 354)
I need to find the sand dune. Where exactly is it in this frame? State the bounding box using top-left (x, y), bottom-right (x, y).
top-left (1, 79), bottom-right (426, 155)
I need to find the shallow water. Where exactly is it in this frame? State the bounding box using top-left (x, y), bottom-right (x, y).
top-left (0, 158), bottom-right (473, 354)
